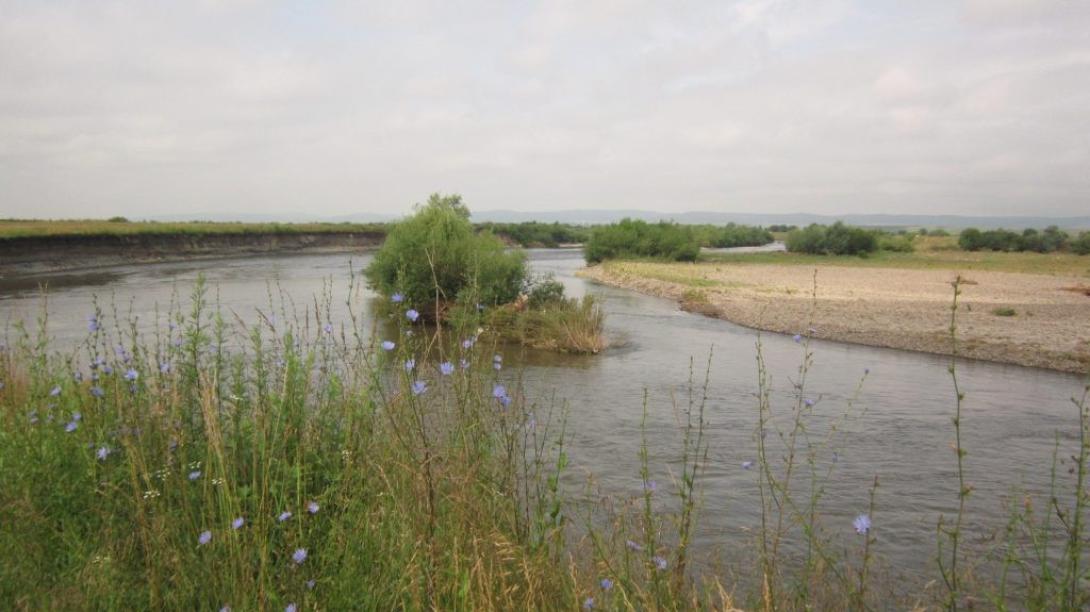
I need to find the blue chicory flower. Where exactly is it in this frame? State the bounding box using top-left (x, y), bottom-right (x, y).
top-left (65, 421), bottom-right (78, 433)
top-left (406, 309), bottom-right (419, 322)
top-left (600, 578), bottom-right (614, 591)
top-left (198, 530), bottom-right (212, 546)
top-left (742, 460), bottom-right (754, 470)
top-left (404, 358), bottom-right (415, 372)
top-left (96, 446), bottom-right (110, 461)
top-left (439, 361), bottom-right (454, 376)
top-left (391, 293), bottom-right (404, 303)
top-left (411, 380), bottom-right (427, 396)
top-left (653, 555), bottom-right (668, 570)
top-left (854, 514), bottom-right (872, 535)
top-left (91, 386), bottom-right (105, 398)
top-left (124, 368), bottom-right (138, 382)
top-left (307, 501), bottom-right (319, 514)
top-left (278, 511), bottom-right (293, 522)
top-left (50, 386), bottom-right (61, 397)
top-left (292, 548), bottom-right (307, 564)
top-left (188, 470), bottom-right (201, 481)
top-left (583, 597), bottom-right (594, 610)
top-left (232, 517), bottom-right (245, 530)
top-left (381, 340), bottom-right (395, 351)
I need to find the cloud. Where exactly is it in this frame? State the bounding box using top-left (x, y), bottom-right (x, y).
top-left (0, 0), bottom-right (1087, 218)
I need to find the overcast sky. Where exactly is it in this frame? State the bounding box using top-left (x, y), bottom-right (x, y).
top-left (1, 0), bottom-right (1088, 219)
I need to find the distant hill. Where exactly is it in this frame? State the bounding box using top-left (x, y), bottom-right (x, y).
top-left (140, 210), bottom-right (1090, 230)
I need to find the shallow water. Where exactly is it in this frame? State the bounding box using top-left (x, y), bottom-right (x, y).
top-left (1, 249), bottom-right (1085, 594)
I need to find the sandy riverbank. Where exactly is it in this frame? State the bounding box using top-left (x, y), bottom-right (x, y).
top-left (580, 261), bottom-right (1090, 375)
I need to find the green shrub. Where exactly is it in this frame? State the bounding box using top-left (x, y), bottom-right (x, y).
top-left (365, 194), bottom-right (526, 315)
top-left (475, 222), bottom-right (590, 247)
top-left (107, 216), bottom-right (129, 223)
top-left (992, 307), bottom-right (1017, 317)
top-left (959, 226), bottom-right (1070, 253)
top-left (1072, 231), bottom-right (1090, 255)
top-left (877, 233), bottom-right (916, 253)
top-left (693, 223), bottom-right (774, 248)
top-left (525, 274), bottom-right (566, 308)
top-left (785, 222), bottom-right (878, 255)
top-left (584, 219), bottom-right (700, 263)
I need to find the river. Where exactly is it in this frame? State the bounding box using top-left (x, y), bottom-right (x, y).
top-left (1, 249), bottom-right (1085, 595)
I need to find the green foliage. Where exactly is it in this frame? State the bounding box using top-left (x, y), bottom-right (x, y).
top-left (475, 222), bottom-right (590, 247)
top-left (876, 233), bottom-right (916, 253)
top-left (692, 223), bottom-right (774, 248)
top-left (992, 307), bottom-right (1017, 317)
top-left (1073, 232), bottom-right (1090, 255)
top-left (768, 224), bottom-right (797, 233)
top-left (584, 218), bottom-right (700, 263)
top-left (959, 226), bottom-right (1072, 253)
top-left (785, 222), bottom-right (878, 255)
top-left (525, 274), bottom-right (567, 308)
top-left (364, 194), bottom-right (527, 313)
top-left (106, 216), bottom-right (129, 223)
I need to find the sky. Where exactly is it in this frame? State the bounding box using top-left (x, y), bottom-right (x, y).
top-left (1, 0), bottom-right (1088, 220)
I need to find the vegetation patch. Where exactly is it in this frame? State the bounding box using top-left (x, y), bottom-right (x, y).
top-left (584, 219), bottom-right (701, 263)
top-left (991, 307), bottom-right (1017, 317)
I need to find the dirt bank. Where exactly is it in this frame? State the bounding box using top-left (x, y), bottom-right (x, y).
top-left (580, 261), bottom-right (1090, 375)
top-left (0, 231), bottom-right (385, 276)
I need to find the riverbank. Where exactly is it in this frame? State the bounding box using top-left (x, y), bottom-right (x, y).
top-left (580, 260), bottom-right (1090, 374)
top-left (0, 230), bottom-right (387, 275)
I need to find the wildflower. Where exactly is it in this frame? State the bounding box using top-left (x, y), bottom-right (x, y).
top-left (462, 338), bottom-right (474, 349)
top-left (391, 293), bottom-right (404, 303)
top-left (625, 539), bottom-right (643, 551)
top-left (219, 607), bottom-right (230, 612)
top-left (493, 361), bottom-right (502, 371)
top-left (292, 547), bottom-right (307, 564)
top-left (278, 510), bottom-right (293, 522)
top-left (50, 385), bottom-right (61, 396)
top-left (793, 334), bottom-right (802, 343)
top-left (124, 368), bottom-right (138, 382)
top-left (406, 309), bottom-right (419, 322)
top-left (74, 371), bottom-right (83, 381)
top-left (188, 470), bottom-right (201, 481)
top-left (96, 446), bottom-right (110, 461)
top-left (460, 358), bottom-right (469, 370)
top-left (653, 555), bottom-right (668, 570)
top-left (88, 315), bottom-right (99, 332)
top-left (493, 353), bottom-right (502, 364)
top-left (583, 597), bottom-right (594, 610)
top-left (853, 514), bottom-right (871, 535)
top-left (28, 411), bottom-right (38, 424)
top-left (404, 358), bottom-right (415, 372)
top-left (232, 517), bottom-right (245, 530)
top-left (381, 340), bottom-right (395, 351)
top-left (198, 530), bottom-right (212, 546)
top-left (306, 579), bottom-right (316, 590)
top-left (742, 460), bottom-right (754, 470)
top-left (643, 480), bottom-right (657, 494)
top-left (285, 604), bottom-right (297, 612)
top-left (72, 411), bottom-right (82, 422)
top-left (804, 398), bottom-right (814, 407)
top-left (411, 380), bottom-right (427, 396)
top-left (307, 501), bottom-right (319, 514)
top-left (439, 361), bottom-right (454, 376)
top-left (65, 421), bottom-right (78, 433)
top-left (600, 578), bottom-right (614, 591)
top-left (323, 322), bottom-right (333, 334)
top-left (160, 362), bottom-right (171, 374)
top-left (102, 365), bottom-right (112, 375)
top-left (91, 386), bottom-right (104, 398)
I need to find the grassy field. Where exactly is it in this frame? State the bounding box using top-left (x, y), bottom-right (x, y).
top-left (0, 219), bottom-right (387, 240)
top-left (706, 235), bottom-right (1090, 276)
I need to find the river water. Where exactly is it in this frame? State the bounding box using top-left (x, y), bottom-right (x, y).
top-left (1, 249), bottom-right (1085, 594)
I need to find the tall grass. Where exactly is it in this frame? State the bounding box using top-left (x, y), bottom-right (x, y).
top-left (1, 271), bottom-right (1088, 609)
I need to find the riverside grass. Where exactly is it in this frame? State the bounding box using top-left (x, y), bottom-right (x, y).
top-left (2, 276), bottom-right (1089, 609)
top-left (0, 219), bottom-right (388, 240)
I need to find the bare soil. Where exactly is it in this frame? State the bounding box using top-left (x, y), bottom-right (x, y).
top-left (580, 261), bottom-right (1090, 375)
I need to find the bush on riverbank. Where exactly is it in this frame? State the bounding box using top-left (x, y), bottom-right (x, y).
top-left (365, 194), bottom-right (527, 316)
top-left (474, 221), bottom-right (590, 247)
top-left (584, 219), bottom-right (700, 263)
top-left (785, 222), bottom-right (879, 255)
top-left (693, 223), bottom-right (774, 249)
top-left (958, 226), bottom-right (1077, 253)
